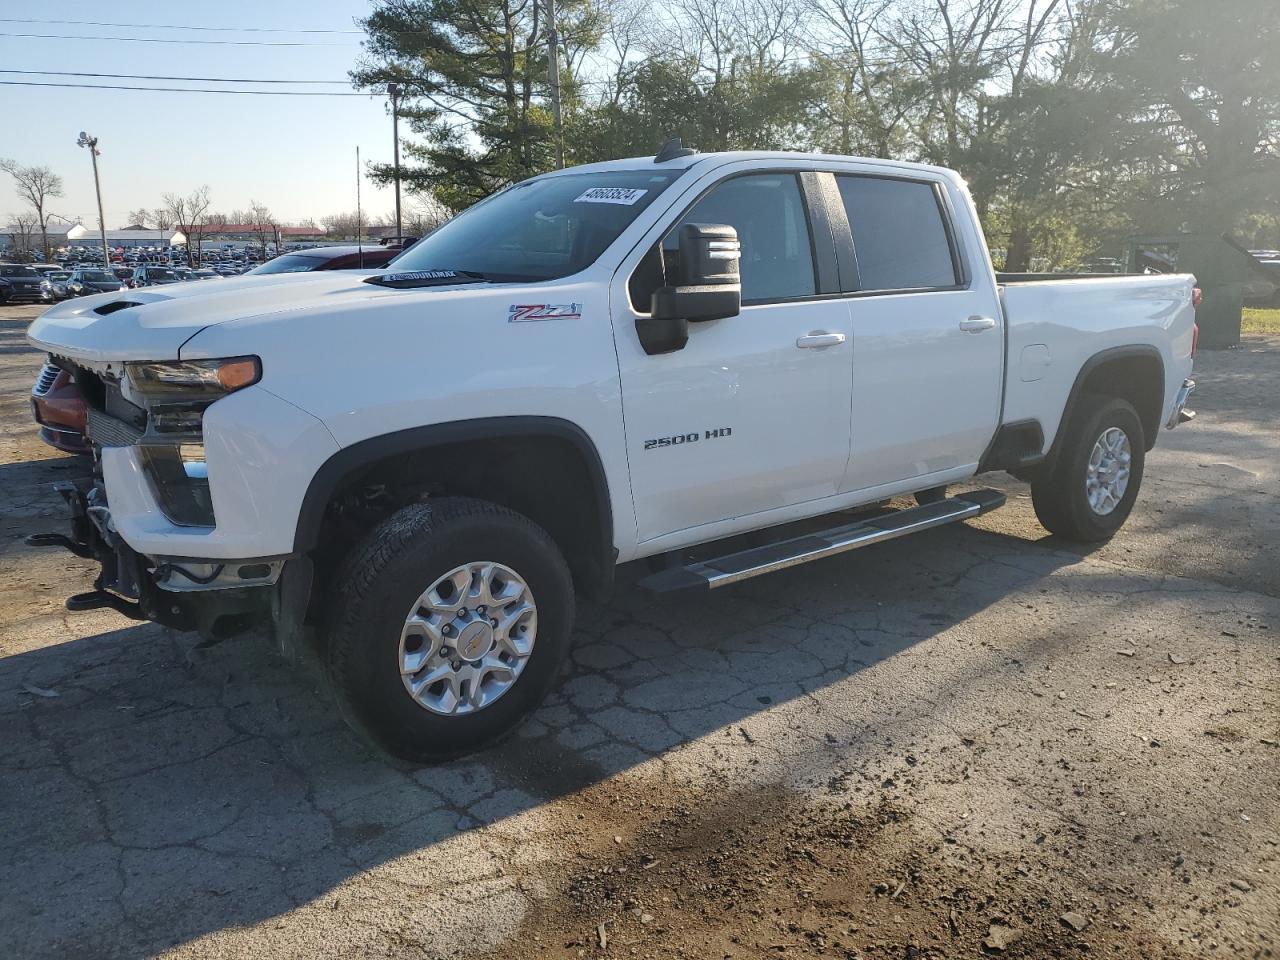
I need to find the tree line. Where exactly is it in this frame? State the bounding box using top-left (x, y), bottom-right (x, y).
top-left (353, 0), bottom-right (1280, 270)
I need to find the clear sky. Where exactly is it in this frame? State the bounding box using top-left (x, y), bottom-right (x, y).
top-left (0, 1), bottom-right (396, 228)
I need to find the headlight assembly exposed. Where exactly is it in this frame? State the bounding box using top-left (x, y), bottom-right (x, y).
top-left (122, 357), bottom-right (260, 528)
top-left (126, 357), bottom-right (260, 398)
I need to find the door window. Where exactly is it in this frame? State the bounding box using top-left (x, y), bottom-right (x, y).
top-left (652, 173), bottom-right (817, 305)
top-left (836, 176), bottom-right (958, 292)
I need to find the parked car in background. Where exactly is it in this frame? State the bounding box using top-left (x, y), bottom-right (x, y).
top-left (66, 268), bottom-right (127, 297)
top-left (247, 244), bottom-right (405, 275)
top-left (0, 263), bottom-right (45, 303)
top-left (112, 267), bottom-right (134, 283)
top-left (40, 271), bottom-right (73, 302)
top-left (30, 361), bottom-right (89, 455)
top-left (129, 265), bottom-right (181, 287)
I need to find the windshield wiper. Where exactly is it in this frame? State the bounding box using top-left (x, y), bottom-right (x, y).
top-left (363, 269), bottom-right (490, 289)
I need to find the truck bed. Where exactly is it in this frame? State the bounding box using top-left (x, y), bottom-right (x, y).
top-left (996, 272), bottom-right (1197, 454)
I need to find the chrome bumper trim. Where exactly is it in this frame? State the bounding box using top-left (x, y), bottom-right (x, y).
top-left (1166, 378), bottom-right (1196, 429)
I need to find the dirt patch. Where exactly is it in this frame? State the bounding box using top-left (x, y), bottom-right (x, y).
top-left (485, 780), bottom-right (1204, 959)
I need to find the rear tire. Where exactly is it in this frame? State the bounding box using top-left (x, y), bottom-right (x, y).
top-left (326, 497), bottom-right (574, 763)
top-left (1031, 395), bottom-right (1145, 542)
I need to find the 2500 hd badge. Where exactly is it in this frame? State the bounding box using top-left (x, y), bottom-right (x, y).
top-left (644, 427), bottom-right (733, 450)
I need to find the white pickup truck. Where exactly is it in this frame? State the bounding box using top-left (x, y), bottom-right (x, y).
top-left (28, 145), bottom-right (1197, 760)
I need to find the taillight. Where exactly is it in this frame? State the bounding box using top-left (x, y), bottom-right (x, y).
top-left (1191, 322), bottom-right (1199, 359)
top-left (1192, 286), bottom-right (1203, 309)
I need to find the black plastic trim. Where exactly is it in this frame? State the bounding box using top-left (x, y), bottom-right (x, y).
top-left (1047, 345), bottom-right (1165, 464)
top-left (977, 418), bottom-right (1046, 474)
top-left (812, 172), bottom-right (859, 291)
top-left (292, 416), bottom-right (615, 585)
top-left (798, 172), bottom-right (842, 295)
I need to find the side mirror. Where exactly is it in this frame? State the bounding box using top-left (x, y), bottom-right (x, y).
top-left (636, 224), bottom-right (742, 356)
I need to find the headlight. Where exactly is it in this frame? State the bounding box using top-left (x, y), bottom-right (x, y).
top-left (126, 357), bottom-right (260, 397)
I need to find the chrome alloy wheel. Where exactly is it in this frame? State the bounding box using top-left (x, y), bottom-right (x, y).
top-left (1085, 426), bottom-right (1131, 516)
top-left (398, 561), bottom-right (537, 716)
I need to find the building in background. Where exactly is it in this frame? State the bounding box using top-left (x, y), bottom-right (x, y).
top-left (65, 224), bottom-right (186, 249)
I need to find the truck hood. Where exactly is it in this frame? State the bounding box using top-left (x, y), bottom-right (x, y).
top-left (27, 271), bottom-right (393, 362)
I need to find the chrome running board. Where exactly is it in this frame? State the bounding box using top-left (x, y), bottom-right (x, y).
top-left (638, 489), bottom-right (1006, 594)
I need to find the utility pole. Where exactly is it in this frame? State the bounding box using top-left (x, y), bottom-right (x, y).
top-left (545, 0), bottom-right (564, 168)
top-left (389, 82), bottom-right (403, 242)
top-left (76, 132), bottom-right (110, 268)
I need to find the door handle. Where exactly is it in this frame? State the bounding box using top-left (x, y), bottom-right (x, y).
top-left (959, 316), bottom-right (997, 333)
top-left (796, 332), bottom-right (847, 349)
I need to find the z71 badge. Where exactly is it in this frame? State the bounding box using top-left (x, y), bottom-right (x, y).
top-left (644, 427), bottom-right (732, 450)
top-left (508, 303), bottom-right (583, 323)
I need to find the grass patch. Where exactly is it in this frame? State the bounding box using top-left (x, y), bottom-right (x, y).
top-left (1242, 307), bottom-right (1280, 335)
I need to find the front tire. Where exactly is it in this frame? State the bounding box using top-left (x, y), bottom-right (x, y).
top-left (326, 497), bottom-right (574, 763)
top-left (1031, 395), bottom-right (1145, 542)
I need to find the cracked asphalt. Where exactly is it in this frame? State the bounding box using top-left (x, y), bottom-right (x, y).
top-left (1, 304), bottom-right (1277, 959)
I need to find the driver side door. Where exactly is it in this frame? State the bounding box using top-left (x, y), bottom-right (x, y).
top-left (610, 167), bottom-right (855, 548)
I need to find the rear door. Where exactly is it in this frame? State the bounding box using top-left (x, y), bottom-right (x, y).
top-left (610, 165), bottom-right (855, 545)
top-left (827, 172), bottom-right (1003, 492)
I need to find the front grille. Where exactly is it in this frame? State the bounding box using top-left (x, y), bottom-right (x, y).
top-left (33, 362), bottom-right (60, 396)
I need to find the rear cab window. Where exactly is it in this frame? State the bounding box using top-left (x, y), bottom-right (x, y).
top-left (835, 176), bottom-right (960, 293)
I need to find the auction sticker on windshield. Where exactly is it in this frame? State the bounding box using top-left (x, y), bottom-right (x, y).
top-left (574, 187), bottom-right (648, 205)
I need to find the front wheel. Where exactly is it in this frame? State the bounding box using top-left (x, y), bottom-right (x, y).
top-left (326, 497), bottom-right (575, 762)
top-left (1031, 395), bottom-right (1146, 542)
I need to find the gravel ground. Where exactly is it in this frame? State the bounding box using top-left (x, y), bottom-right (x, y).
top-left (1, 303), bottom-right (1276, 959)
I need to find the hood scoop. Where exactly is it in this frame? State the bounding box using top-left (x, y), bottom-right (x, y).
top-left (94, 300), bottom-right (145, 316)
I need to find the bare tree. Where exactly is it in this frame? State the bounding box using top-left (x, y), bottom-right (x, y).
top-left (128, 207), bottom-right (152, 228)
top-left (248, 200), bottom-right (277, 258)
top-left (1, 160), bottom-right (65, 260)
top-left (405, 194), bottom-right (450, 235)
top-left (322, 211), bottom-right (364, 240)
top-left (163, 186), bottom-right (212, 266)
top-left (4, 212), bottom-right (38, 258)
top-left (151, 207), bottom-right (175, 231)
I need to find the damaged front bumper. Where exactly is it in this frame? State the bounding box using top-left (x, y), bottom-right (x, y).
top-left (28, 478), bottom-right (294, 640)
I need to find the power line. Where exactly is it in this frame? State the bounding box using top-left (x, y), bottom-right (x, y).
top-left (0, 69), bottom-right (350, 84)
top-left (0, 80), bottom-right (372, 96)
top-left (0, 31), bottom-right (355, 46)
top-left (0, 17), bottom-right (363, 34)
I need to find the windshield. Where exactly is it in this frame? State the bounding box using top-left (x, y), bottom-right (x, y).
top-left (1, 265), bottom-right (39, 278)
top-left (249, 254), bottom-right (324, 275)
top-left (148, 268), bottom-right (177, 280)
top-left (81, 271), bottom-right (116, 283)
top-left (389, 170), bottom-right (683, 282)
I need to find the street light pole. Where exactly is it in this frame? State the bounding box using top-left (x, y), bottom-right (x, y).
top-left (389, 82), bottom-right (403, 241)
top-left (76, 132), bottom-right (110, 268)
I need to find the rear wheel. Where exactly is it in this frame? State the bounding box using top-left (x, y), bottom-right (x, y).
top-left (326, 497), bottom-right (574, 762)
top-left (1031, 395), bottom-right (1145, 542)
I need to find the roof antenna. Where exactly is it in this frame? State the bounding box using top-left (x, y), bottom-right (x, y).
top-left (654, 137), bottom-right (697, 164)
